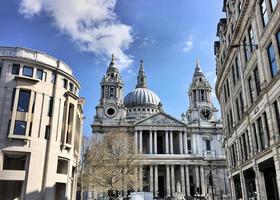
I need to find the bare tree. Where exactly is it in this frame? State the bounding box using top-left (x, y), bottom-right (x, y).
top-left (81, 131), bottom-right (142, 199)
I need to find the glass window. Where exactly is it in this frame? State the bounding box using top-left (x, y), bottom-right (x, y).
top-left (0, 66), bottom-right (2, 77)
top-left (23, 66), bottom-right (33, 77)
top-left (236, 98), bottom-right (240, 121)
top-left (248, 26), bottom-right (256, 51)
top-left (235, 56), bottom-right (240, 79)
top-left (232, 65), bottom-right (236, 85)
top-left (243, 37), bottom-right (251, 61)
top-left (260, 0), bottom-right (269, 26)
top-left (270, 0), bottom-right (278, 10)
top-left (206, 140), bottom-right (211, 151)
top-left (267, 43), bottom-right (278, 77)
top-left (11, 88), bottom-right (16, 111)
top-left (14, 120), bottom-right (27, 135)
top-left (239, 92), bottom-right (244, 115)
top-left (63, 79), bottom-right (68, 89)
top-left (17, 90), bottom-right (31, 112)
top-left (36, 69), bottom-right (43, 80)
top-left (48, 97), bottom-right (53, 117)
top-left (248, 76), bottom-right (254, 103)
top-left (254, 67), bottom-right (261, 96)
top-left (273, 101), bottom-right (280, 134)
top-left (12, 64), bottom-right (20, 75)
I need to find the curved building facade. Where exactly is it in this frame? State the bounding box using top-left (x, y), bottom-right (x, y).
top-left (215, 0), bottom-right (280, 199)
top-left (0, 47), bottom-right (85, 200)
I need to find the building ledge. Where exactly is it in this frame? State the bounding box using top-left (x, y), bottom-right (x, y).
top-left (0, 170), bottom-right (26, 181)
top-left (8, 134), bottom-right (30, 141)
top-left (14, 75), bottom-right (40, 83)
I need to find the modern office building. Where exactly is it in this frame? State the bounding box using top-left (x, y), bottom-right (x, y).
top-left (91, 56), bottom-right (230, 199)
top-left (215, 0), bottom-right (280, 199)
top-left (0, 47), bottom-right (85, 200)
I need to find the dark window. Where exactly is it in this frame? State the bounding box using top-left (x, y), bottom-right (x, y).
top-left (45, 125), bottom-right (51, 140)
top-left (263, 112), bottom-right (270, 146)
top-left (36, 69), bottom-right (43, 80)
top-left (248, 76), bottom-right (254, 104)
top-left (63, 79), bottom-right (68, 89)
top-left (3, 153), bottom-right (27, 170)
top-left (260, 0), bottom-right (269, 26)
top-left (232, 65), bottom-right (236, 85)
top-left (236, 98), bottom-right (240, 121)
top-left (11, 88), bottom-right (16, 111)
top-left (17, 90), bottom-right (31, 112)
top-left (235, 57), bottom-right (240, 79)
top-left (273, 101), bottom-right (280, 134)
top-left (239, 92), bottom-right (244, 115)
top-left (12, 64), bottom-right (20, 75)
top-left (243, 37), bottom-right (251, 61)
top-left (187, 140), bottom-right (192, 154)
top-left (69, 83), bottom-right (74, 92)
top-left (254, 67), bottom-right (261, 96)
top-left (267, 43), bottom-right (278, 77)
top-left (206, 140), bottom-right (211, 151)
top-left (22, 66), bottom-right (33, 77)
top-left (257, 117), bottom-right (265, 150)
top-left (226, 78), bottom-right (230, 98)
top-left (48, 97), bottom-right (53, 117)
top-left (29, 122), bottom-right (32, 136)
top-left (14, 120), bottom-right (27, 135)
top-left (276, 29), bottom-right (280, 59)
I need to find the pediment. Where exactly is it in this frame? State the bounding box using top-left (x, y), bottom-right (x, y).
top-left (135, 112), bottom-right (186, 127)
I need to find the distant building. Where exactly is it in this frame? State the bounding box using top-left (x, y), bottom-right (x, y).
top-left (91, 56), bottom-right (230, 199)
top-left (215, 0), bottom-right (280, 199)
top-left (0, 47), bottom-right (85, 200)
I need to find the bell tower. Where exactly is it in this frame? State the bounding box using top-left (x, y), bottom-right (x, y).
top-left (94, 55), bottom-right (126, 125)
top-left (185, 59), bottom-right (218, 126)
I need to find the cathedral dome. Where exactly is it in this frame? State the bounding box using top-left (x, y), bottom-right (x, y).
top-left (124, 87), bottom-right (161, 107)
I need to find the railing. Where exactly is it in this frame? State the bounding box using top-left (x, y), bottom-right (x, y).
top-left (0, 46), bottom-right (73, 74)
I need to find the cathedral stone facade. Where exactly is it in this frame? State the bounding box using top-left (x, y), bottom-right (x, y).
top-left (92, 56), bottom-right (230, 199)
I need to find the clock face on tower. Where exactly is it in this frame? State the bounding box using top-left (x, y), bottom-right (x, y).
top-left (200, 106), bottom-right (213, 120)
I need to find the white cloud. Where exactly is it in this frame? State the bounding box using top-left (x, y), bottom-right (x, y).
top-left (18, 0), bottom-right (133, 70)
top-left (182, 36), bottom-right (194, 52)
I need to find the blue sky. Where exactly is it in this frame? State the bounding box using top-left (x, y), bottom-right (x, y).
top-left (0, 0), bottom-right (224, 136)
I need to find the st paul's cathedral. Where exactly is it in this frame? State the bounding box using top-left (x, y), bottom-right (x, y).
top-left (92, 56), bottom-right (230, 199)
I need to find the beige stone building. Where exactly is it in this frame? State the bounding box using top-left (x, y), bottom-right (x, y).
top-left (0, 47), bottom-right (85, 200)
top-left (215, 0), bottom-right (280, 199)
top-left (91, 56), bottom-right (230, 199)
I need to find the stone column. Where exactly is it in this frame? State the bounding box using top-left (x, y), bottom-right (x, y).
top-left (179, 131), bottom-right (183, 154)
top-left (200, 166), bottom-right (205, 195)
top-left (154, 165), bottom-right (158, 197)
top-left (254, 123), bottom-right (262, 152)
top-left (170, 131), bottom-right (174, 154)
top-left (150, 165), bottom-right (154, 193)
top-left (184, 131), bottom-right (187, 154)
top-left (273, 149), bottom-right (280, 194)
top-left (149, 130), bottom-right (153, 154)
top-left (180, 165), bottom-right (186, 196)
top-left (171, 165), bottom-right (175, 196)
top-left (165, 130), bottom-right (169, 154)
top-left (134, 130), bottom-right (138, 153)
top-left (139, 130), bottom-right (143, 153)
top-left (185, 166), bottom-right (190, 196)
top-left (195, 166), bottom-right (200, 193)
top-left (154, 130), bottom-right (157, 154)
top-left (166, 165), bottom-right (171, 197)
top-left (240, 170), bottom-right (248, 200)
top-left (261, 114), bottom-right (269, 148)
top-left (139, 166), bottom-right (143, 191)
